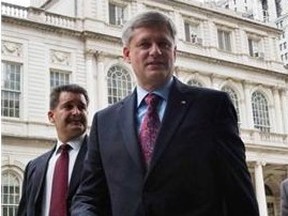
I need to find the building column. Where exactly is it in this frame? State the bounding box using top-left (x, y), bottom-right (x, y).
top-left (272, 88), bottom-right (283, 133)
top-left (243, 82), bottom-right (254, 129)
top-left (254, 161), bottom-right (268, 216)
top-left (280, 89), bottom-right (288, 133)
top-left (95, 52), bottom-right (107, 110)
top-left (85, 51), bottom-right (96, 125)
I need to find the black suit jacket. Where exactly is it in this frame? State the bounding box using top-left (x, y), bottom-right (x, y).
top-left (281, 178), bottom-right (288, 216)
top-left (17, 136), bottom-right (88, 216)
top-left (71, 78), bottom-right (259, 216)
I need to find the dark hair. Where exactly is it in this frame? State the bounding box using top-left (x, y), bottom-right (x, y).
top-left (50, 84), bottom-right (89, 110)
top-left (122, 11), bottom-right (177, 46)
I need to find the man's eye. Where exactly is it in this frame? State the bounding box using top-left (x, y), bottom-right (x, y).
top-left (78, 105), bottom-right (87, 111)
top-left (64, 105), bottom-right (73, 110)
top-left (159, 42), bottom-right (171, 49)
top-left (138, 42), bottom-right (150, 48)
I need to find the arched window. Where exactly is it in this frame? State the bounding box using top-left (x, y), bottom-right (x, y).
top-left (251, 91), bottom-right (270, 132)
top-left (187, 79), bottom-right (203, 87)
top-left (107, 65), bottom-right (133, 105)
top-left (221, 86), bottom-right (240, 123)
top-left (1, 172), bottom-right (21, 216)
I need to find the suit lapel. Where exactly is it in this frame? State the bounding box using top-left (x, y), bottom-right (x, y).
top-left (68, 135), bottom-right (88, 199)
top-left (34, 147), bottom-right (55, 205)
top-left (148, 79), bottom-right (195, 173)
top-left (118, 92), bottom-right (144, 170)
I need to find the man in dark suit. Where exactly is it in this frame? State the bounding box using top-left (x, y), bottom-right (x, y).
top-left (71, 11), bottom-right (259, 216)
top-left (17, 84), bottom-right (89, 216)
top-left (281, 178), bottom-right (288, 216)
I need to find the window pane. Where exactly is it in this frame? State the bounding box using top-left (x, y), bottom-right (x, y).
top-left (248, 38), bottom-right (254, 56)
top-left (218, 30), bottom-right (224, 50)
top-left (1, 172), bottom-right (21, 216)
top-left (109, 3), bottom-right (125, 25)
top-left (184, 22), bottom-right (190, 42)
top-left (252, 91), bottom-right (270, 132)
top-left (1, 62), bottom-right (21, 118)
top-left (218, 29), bottom-right (231, 51)
top-left (107, 66), bottom-right (133, 105)
top-left (224, 31), bottom-right (231, 51)
top-left (50, 70), bottom-right (70, 89)
top-left (109, 3), bottom-right (116, 25)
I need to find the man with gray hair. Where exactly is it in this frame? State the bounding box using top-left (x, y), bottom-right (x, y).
top-left (71, 11), bottom-right (259, 216)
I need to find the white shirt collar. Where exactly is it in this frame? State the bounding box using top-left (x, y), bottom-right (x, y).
top-left (55, 133), bottom-right (85, 154)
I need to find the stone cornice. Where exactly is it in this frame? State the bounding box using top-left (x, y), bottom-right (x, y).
top-left (177, 50), bottom-right (288, 78)
top-left (81, 31), bottom-right (122, 44)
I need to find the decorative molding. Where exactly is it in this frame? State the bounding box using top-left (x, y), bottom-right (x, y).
top-left (1, 40), bottom-right (23, 58)
top-left (50, 49), bottom-right (71, 66)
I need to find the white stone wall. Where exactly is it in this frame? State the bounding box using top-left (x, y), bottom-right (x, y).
top-left (2, 1), bottom-right (288, 215)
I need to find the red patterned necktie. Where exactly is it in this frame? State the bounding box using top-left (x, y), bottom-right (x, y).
top-left (139, 93), bottom-right (161, 167)
top-left (49, 144), bottom-right (70, 216)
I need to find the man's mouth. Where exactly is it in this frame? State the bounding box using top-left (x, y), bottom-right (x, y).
top-left (147, 61), bottom-right (164, 65)
top-left (146, 61), bottom-right (165, 68)
top-left (68, 119), bottom-right (84, 125)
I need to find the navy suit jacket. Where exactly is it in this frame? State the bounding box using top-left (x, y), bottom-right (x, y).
top-left (17, 136), bottom-right (88, 216)
top-left (71, 78), bottom-right (259, 216)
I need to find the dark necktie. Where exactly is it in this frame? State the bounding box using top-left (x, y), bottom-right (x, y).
top-left (49, 144), bottom-right (70, 216)
top-left (139, 93), bottom-right (161, 166)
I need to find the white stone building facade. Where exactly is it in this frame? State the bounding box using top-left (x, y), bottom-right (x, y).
top-left (1, 0), bottom-right (288, 216)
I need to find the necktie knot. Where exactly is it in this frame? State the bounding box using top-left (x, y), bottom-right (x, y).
top-left (59, 144), bottom-right (71, 152)
top-left (145, 93), bottom-right (160, 108)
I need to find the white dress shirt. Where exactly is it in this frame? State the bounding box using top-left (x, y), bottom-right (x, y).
top-left (41, 134), bottom-right (85, 216)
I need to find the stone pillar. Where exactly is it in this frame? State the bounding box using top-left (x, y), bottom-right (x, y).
top-left (85, 50), bottom-right (96, 125)
top-left (254, 161), bottom-right (268, 216)
top-left (243, 82), bottom-right (254, 129)
top-left (95, 52), bottom-right (108, 110)
top-left (273, 88), bottom-right (283, 133)
top-left (280, 89), bottom-right (288, 133)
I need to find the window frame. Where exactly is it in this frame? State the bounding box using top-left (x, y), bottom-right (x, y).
top-left (1, 61), bottom-right (22, 118)
top-left (108, 2), bottom-right (127, 26)
top-left (251, 91), bottom-right (270, 133)
top-left (184, 20), bottom-right (202, 45)
top-left (1, 171), bottom-right (21, 216)
top-left (217, 28), bottom-right (232, 52)
top-left (107, 65), bottom-right (133, 105)
top-left (50, 69), bottom-right (71, 89)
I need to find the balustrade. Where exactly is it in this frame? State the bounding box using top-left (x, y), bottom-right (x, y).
top-left (2, 2), bottom-right (76, 29)
top-left (241, 128), bottom-right (288, 147)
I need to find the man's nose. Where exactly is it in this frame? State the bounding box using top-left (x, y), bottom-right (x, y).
top-left (149, 44), bottom-right (162, 56)
top-left (71, 106), bottom-right (81, 114)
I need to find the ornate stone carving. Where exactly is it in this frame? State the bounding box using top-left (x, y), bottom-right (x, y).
top-left (1, 41), bottom-right (23, 57)
top-left (50, 50), bottom-right (71, 66)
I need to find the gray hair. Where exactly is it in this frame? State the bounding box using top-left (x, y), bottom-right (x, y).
top-left (121, 11), bottom-right (177, 46)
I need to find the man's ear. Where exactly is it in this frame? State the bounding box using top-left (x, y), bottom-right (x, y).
top-left (123, 47), bottom-right (131, 63)
top-left (48, 110), bottom-right (55, 123)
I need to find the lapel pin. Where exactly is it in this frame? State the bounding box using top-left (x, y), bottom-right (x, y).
top-left (181, 100), bottom-right (186, 105)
